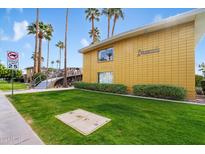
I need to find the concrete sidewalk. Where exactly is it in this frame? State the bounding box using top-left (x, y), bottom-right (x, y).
top-left (0, 87), bottom-right (74, 145)
top-left (1, 87), bottom-right (74, 95)
top-left (0, 93), bottom-right (43, 145)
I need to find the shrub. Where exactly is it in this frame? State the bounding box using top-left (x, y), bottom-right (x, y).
top-left (196, 87), bottom-right (204, 95)
top-left (195, 75), bottom-right (204, 87)
top-left (73, 82), bottom-right (127, 94)
top-left (133, 84), bottom-right (187, 100)
top-left (201, 80), bottom-right (205, 94)
top-left (33, 72), bottom-right (47, 85)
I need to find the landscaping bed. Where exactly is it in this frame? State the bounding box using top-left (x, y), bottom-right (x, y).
top-left (133, 84), bottom-right (187, 100)
top-left (74, 82), bottom-right (127, 94)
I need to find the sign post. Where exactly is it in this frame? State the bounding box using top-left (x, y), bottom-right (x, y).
top-left (7, 51), bottom-right (19, 96)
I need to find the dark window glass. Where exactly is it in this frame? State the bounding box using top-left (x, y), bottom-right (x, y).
top-left (98, 48), bottom-right (113, 62)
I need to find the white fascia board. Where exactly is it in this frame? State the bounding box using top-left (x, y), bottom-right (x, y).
top-left (79, 8), bottom-right (205, 54)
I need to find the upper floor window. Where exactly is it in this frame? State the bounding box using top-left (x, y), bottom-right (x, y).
top-left (98, 48), bottom-right (114, 62)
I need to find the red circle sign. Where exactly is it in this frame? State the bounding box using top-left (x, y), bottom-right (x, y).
top-left (7, 52), bottom-right (19, 60)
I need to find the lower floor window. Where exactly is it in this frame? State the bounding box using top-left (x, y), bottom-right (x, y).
top-left (98, 72), bottom-right (113, 83)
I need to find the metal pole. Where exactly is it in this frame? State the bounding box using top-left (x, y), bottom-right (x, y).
top-left (11, 69), bottom-right (14, 96)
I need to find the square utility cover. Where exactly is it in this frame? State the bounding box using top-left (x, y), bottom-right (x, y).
top-left (56, 109), bottom-right (111, 135)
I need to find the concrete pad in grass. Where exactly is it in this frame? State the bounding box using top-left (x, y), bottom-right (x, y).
top-left (56, 109), bottom-right (111, 135)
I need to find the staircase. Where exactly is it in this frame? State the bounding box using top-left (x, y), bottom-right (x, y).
top-left (30, 72), bottom-right (82, 89)
top-left (34, 80), bottom-right (48, 89)
top-left (35, 77), bottom-right (62, 89)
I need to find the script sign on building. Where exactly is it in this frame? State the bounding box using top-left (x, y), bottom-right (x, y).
top-left (7, 51), bottom-right (19, 69)
top-left (137, 48), bottom-right (160, 56)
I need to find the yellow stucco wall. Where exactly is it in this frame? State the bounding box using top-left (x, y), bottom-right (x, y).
top-left (83, 22), bottom-right (195, 99)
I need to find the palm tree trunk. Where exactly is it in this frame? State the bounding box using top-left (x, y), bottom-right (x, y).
top-left (63, 8), bottom-right (68, 87)
top-left (38, 37), bottom-right (42, 73)
top-left (59, 48), bottom-right (61, 70)
top-left (91, 16), bottom-right (95, 42)
top-left (46, 40), bottom-right (50, 75)
top-left (108, 16), bottom-right (110, 38)
top-left (46, 40), bottom-right (50, 88)
top-left (47, 41), bottom-right (50, 71)
top-left (112, 16), bottom-right (117, 36)
top-left (34, 8), bottom-right (39, 74)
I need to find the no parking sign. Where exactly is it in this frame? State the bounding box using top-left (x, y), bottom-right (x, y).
top-left (7, 51), bottom-right (19, 69)
top-left (6, 51), bottom-right (20, 95)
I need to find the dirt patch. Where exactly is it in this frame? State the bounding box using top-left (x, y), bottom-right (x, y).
top-left (24, 115), bottom-right (33, 124)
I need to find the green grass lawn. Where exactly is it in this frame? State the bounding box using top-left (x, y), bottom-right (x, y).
top-left (7, 89), bottom-right (205, 144)
top-left (0, 80), bottom-right (28, 91)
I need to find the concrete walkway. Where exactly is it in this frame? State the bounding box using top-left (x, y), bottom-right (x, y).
top-left (0, 87), bottom-right (74, 145)
top-left (1, 87), bottom-right (74, 95)
top-left (0, 93), bottom-right (43, 145)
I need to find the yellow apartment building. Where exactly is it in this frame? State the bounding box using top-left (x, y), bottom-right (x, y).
top-left (79, 9), bottom-right (205, 99)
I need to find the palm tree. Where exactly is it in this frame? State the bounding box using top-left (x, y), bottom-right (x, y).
top-left (89, 27), bottom-right (100, 43)
top-left (102, 8), bottom-right (114, 38)
top-left (51, 61), bottom-right (54, 68)
top-left (28, 8), bottom-right (39, 74)
top-left (111, 8), bottom-right (124, 36)
top-left (27, 21), bottom-right (48, 73)
top-left (45, 24), bottom-right (54, 74)
top-left (38, 22), bottom-right (48, 73)
top-left (85, 8), bottom-right (100, 43)
top-left (63, 8), bottom-right (68, 87)
top-left (41, 57), bottom-right (44, 65)
top-left (56, 41), bottom-right (65, 70)
top-left (31, 52), bottom-right (44, 65)
top-left (56, 60), bottom-right (60, 70)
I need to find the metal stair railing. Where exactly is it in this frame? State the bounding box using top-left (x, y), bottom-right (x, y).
top-left (29, 75), bottom-right (43, 88)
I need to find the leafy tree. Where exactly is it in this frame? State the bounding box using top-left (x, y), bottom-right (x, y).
top-left (0, 64), bottom-right (7, 78)
top-left (0, 64), bottom-right (22, 80)
top-left (195, 74), bottom-right (204, 87)
top-left (199, 62), bottom-right (205, 77)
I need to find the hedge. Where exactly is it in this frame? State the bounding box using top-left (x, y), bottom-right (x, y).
top-left (73, 82), bottom-right (127, 94)
top-left (201, 80), bottom-right (205, 94)
top-left (133, 84), bottom-right (187, 100)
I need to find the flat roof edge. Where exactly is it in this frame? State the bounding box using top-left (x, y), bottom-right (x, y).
top-left (79, 8), bottom-right (205, 54)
